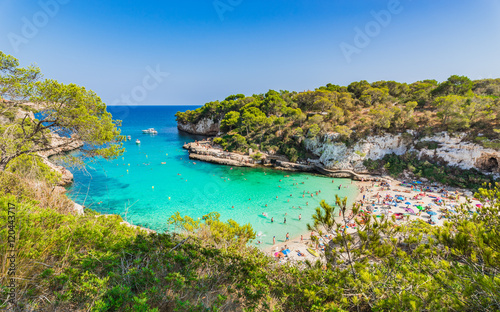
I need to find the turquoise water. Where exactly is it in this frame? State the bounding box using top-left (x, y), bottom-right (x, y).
top-left (67, 106), bottom-right (358, 248)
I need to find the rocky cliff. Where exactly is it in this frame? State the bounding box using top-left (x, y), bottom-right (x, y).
top-left (305, 131), bottom-right (500, 177)
top-left (40, 132), bottom-right (84, 186)
top-left (177, 117), bottom-right (220, 135)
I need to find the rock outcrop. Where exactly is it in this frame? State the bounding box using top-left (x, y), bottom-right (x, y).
top-left (177, 117), bottom-right (220, 135)
top-left (39, 132), bottom-right (84, 158)
top-left (305, 131), bottom-right (500, 177)
top-left (39, 132), bottom-right (84, 186)
top-left (183, 141), bottom-right (256, 167)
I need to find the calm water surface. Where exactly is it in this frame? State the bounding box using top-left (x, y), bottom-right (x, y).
top-left (67, 106), bottom-right (358, 247)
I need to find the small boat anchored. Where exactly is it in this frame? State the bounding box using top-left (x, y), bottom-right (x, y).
top-left (142, 128), bottom-right (158, 134)
top-left (135, 139), bottom-right (141, 144)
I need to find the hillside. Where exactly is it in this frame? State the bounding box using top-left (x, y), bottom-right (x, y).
top-left (176, 76), bottom-right (500, 189)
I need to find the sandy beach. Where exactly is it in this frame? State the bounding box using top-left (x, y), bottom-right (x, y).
top-left (263, 176), bottom-right (480, 264)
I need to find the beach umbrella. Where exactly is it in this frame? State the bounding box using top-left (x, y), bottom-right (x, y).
top-left (431, 216), bottom-right (439, 222)
top-left (282, 249), bottom-right (291, 256)
top-left (405, 202), bottom-right (412, 205)
top-left (476, 204), bottom-right (482, 207)
top-left (417, 205), bottom-right (425, 210)
top-left (406, 208), bottom-right (415, 214)
top-left (427, 211), bottom-right (437, 216)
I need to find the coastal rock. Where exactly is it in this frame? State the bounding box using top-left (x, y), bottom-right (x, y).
top-left (305, 132), bottom-right (500, 177)
top-left (273, 160), bottom-right (315, 172)
top-left (305, 133), bottom-right (409, 171)
top-left (39, 132), bottom-right (84, 186)
top-left (416, 133), bottom-right (500, 174)
top-left (41, 157), bottom-right (74, 186)
top-left (177, 117), bottom-right (220, 135)
top-left (39, 132), bottom-right (84, 158)
top-left (74, 202), bottom-right (84, 214)
top-left (184, 141), bottom-right (255, 167)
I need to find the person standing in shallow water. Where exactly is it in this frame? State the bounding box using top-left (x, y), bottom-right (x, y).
top-left (286, 233), bottom-right (289, 241)
top-left (271, 217), bottom-right (274, 223)
top-left (273, 236), bottom-right (276, 245)
top-left (299, 214), bottom-right (302, 221)
top-left (284, 217), bottom-right (286, 224)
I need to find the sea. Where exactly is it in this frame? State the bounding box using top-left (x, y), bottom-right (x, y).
top-left (66, 105), bottom-right (358, 248)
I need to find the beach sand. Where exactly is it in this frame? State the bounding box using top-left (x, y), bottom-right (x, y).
top-left (263, 176), bottom-right (480, 264)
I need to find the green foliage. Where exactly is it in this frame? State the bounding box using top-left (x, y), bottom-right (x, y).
top-left (475, 136), bottom-right (500, 150)
top-left (175, 74), bottom-right (500, 164)
top-left (432, 74), bottom-right (474, 96)
top-left (220, 111), bottom-right (240, 131)
top-left (251, 152), bottom-right (263, 161)
top-left (5, 154), bottom-right (61, 185)
top-left (3, 169), bottom-right (500, 311)
top-left (0, 51), bottom-right (124, 170)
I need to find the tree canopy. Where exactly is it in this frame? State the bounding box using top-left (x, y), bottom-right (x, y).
top-left (176, 75), bottom-right (500, 162)
top-left (0, 51), bottom-right (124, 171)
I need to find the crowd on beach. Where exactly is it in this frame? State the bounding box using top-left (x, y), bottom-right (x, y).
top-left (268, 177), bottom-right (480, 264)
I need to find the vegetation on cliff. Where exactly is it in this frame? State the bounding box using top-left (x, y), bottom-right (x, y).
top-left (176, 76), bottom-right (500, 162)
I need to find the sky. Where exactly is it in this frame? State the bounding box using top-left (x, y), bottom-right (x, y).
top-left (1, 0), bottom-right (499, 105)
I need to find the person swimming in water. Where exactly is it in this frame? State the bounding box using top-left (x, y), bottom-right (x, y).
top-left (271, 217), bottom-right (274, 223)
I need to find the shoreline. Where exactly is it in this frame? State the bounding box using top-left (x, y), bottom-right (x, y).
top-left (260, 175), bottom-right (480, 264)
top-left (183, 140), bottom-right (384, 181)
top-left (261, 179), bottom-right (362, 263)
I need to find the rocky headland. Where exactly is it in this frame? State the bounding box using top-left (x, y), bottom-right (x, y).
top-left (179, 119), bottom-right (500, 181)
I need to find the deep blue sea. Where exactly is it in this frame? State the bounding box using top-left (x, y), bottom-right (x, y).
top-left (67, 106), bottom-right (358, 248)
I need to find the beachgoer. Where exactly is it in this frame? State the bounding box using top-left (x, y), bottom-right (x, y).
top-left (284, 217), bottom-right (287, 224)
top-left (286, 233), bottom-right (289, 241)
top-left (271, 217), bottom-right (274, 223)
top-left (299, 214), bottom-right (302, 220)
top-left (301, 234), bottom-right (303, 242)
top-left (273, 236), bottom-right (276, 244)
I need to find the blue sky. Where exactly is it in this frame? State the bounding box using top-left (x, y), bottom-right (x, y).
top-left (1, 0), bottom-right (499, 105)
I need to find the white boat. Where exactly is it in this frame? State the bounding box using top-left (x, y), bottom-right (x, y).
top-left (142, 128), bottom-right (158, 134)
top-left (135, 139), bottom-right (141, 144)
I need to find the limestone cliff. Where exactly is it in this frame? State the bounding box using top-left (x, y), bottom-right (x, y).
top-left (177, 117), bottom-right (220, 136)
top-left (305, 131), bottom-right (500, 177)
